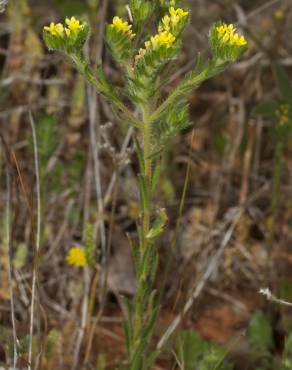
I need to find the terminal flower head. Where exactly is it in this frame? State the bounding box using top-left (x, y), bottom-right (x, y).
top-left (43, 17), bottom-right (89, 52)
top-left (159, 6), bottom-right (189, 35)
top-left (66, 247), bottom-right (87, 267)
top-left (44, 17), bottom-right (85, 38)
top-left (216, 23), bottom-right (247, 47)
top-left (110, 16), bottom-right (135, 39)
top-left (65, 16), bottom-right (84, 33)
top-left (210, 21), bottom-right (247, 60)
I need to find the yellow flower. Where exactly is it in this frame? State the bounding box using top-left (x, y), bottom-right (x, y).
top-left (65, 16), bottom-right (84, 33)
top-left (229, 33), bottom-right (247, 46)
top-left (169, 6), bottom-right (189, 20)
top-left (135, 31), bottom-right (175, 64)
top-left (276, 104), bottom-right (290, 126)
top-left (151, 31), bottom-right (175, 48)
top-left (66, 247), bottom-right (87, 267)
top-left (274, 8), bottom-right (284, 21)
top-left (159, 6), bottom-right (189, 32)
top-left (44, 22), bottom-right (65, 37)
top-left (216, 23), bottom-right (247, 47)
top-left (110, 16), bottom-right (135, 39)
top-left (160, 15), bottom-right (171, 32)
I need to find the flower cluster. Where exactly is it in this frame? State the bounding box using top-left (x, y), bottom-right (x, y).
top-left (159, 6), bottom-right (189, 36)
top-left (43, 16), bottom-right (89, 53)
top-left (135, 31), bottom-right (176, 65)
top-left (134, 5), bottom-right (188, 65)
top-left (44, 17), bottom-right (84, 38)
top-left (276, 103), bottom-right (290, 126)
top-left (149, 31), bottom-right (176, 49)
top-left (66, 247), bottom-right (87, 267)
top-left (109, 16), bottom-right (135, 39)
top-left (216, 23), bottom-right (246, 47)
top-left (209, 22), bottom-right (247, 61)
top-left (66, 16), bottom-right (84, 33)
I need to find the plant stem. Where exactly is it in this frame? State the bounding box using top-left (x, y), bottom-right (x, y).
top-left (148, 59), bottom-right (228, 125)
top-left (130, 103), bottom-right (153, 369)
top-left (71, 54), bottom-right (144, 129)
top-left (142, 104), bottom-right (151, 240)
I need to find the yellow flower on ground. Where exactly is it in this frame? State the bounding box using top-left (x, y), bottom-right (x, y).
top-left (216, 23), bottom-right (247, 47)
top-left (66, 247), bottom-right (87, 267)
top-left (44, 22), bottom-right (65, 37)
top-left (65, 16), bottom-right (84, 33)
top-left (151, 31), bottom-right (176, 48)
top-left (274, 8), bottom-right (284, 21)
top-left (110, 16), bottom-right (135, 39)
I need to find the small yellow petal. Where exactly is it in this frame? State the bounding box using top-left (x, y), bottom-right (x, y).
top-left (65, 16), bottom-right (83, 32)
top-left (111, 16), bottom-right (135, 39)
top-left (151, 31), bottom-right (175, 48)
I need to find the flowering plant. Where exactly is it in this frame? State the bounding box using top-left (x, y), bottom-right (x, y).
top-left (43, 2), bottom-right (246, 368)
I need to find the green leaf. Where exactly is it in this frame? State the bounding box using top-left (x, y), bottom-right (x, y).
top-left (134, 135), bottom-right (145, 173)
top-left (34, 114), bottom-right (57, 162)
top-left (273, 64), bottom-right (292, 103)
top-left (142, 306), bottom-right (159, 343)
top-left (128, 41), bottom-right (181, 103)
top-left (96, 353), bottom-right (107, 370)
top-left (142, 350), bottom-right (160, 370)
top-left (83, 223), bottom-right (95, 267)
top-left (130, 0), bottom-right (153, 27)
top-left (153, 97), bottom-right (190, 150)
top-left (213, 132), bottom-right (227, 159)
top-left (53, 0), bottom-right (87, 18)
top-left (13, 243), bottom-right (28, 270)
top-left (105, 22), bottom-right (134, 64)
top-left (156, 0), bottom-right (180, 13)
top-left (146, 207), bottom-right (168, 239)
top-left (176, 331), bottom-right (208, 369)
top-left (129, 338), bottom-right (148, 370)
top-left (283, 333), bottom-right (292, 359)
top-left (151, 163), bottom-right (162, 193)
top-left (138, 174), bottom-right (149, 212)
top-left (176, 330), bottom-right (233, 370)
top-left (123, 319), bottom-right (133, 356)
top-left (253, 101), bottom-right (278, 118)
top-left (247, 310), bottom-right (274, 353)
top-left (138, 245), bottom-right (156, 280)
top-left (46, 329), bottom-right (60, 359)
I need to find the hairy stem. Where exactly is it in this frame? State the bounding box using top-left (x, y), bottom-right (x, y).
top-left (142, 104), bottom-right (151, 240)
top-left (130, 103), bottom-right (153, 369)
top-left (71, 54), bottom-right (144, 129)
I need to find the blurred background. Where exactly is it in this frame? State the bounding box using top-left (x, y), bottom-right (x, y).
top-left (0, 0), bottom-right (292, 369)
